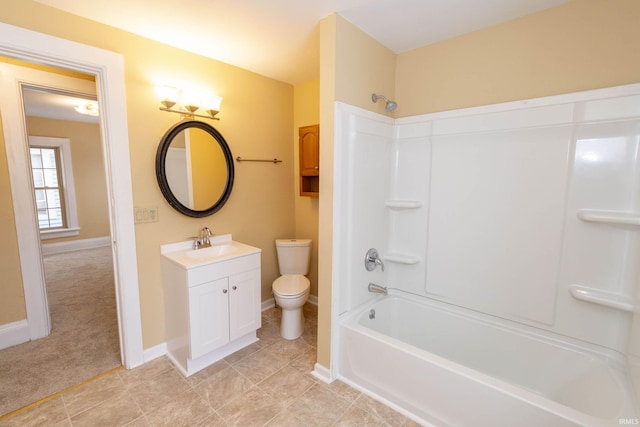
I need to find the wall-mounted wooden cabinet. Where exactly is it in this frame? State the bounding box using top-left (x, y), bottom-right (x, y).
top-left (299, 124), bottom-right (319, 197)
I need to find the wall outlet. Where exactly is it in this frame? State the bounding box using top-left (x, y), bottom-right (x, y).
top-left (134, 207), bottom-right (159, 223)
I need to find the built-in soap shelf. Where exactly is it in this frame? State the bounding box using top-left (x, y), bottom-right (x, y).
top-left (382, 253), bottom-right (420, 265)
top-left (568, 284), bottom-right (635, 312)
top-left (576, 209), bottom-right (640, 227)
top-left (385, 200), bottom-right (423, 209)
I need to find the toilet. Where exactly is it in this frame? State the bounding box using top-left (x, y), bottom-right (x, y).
top-left (272, 239), bottom-right (311, 340)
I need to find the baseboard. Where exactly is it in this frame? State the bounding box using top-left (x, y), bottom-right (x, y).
top-left (142, 342), bottom-right (167, 364)
top-left (310, 362), bottom-right (333, 384)
top-left (41, 236), bottom-right (111, 255)
top-left (0, 319), bottom-right (29, 350)
top-left (308, 294), bottom-right (318, 305)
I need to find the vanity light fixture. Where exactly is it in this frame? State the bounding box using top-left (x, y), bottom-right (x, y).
top-left (158, 85), bottom-right (222, 120)
top-left (74, 101), bottom-right (99, 116)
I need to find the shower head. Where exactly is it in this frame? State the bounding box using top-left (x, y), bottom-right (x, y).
top-left (372, 93), bottom-right (397, 113)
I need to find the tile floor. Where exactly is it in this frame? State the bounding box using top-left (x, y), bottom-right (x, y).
top-left (0, 304), bottom-right (421, 426)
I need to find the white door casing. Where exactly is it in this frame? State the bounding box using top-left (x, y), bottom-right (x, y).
top-left (0, 22), bottom-right (144, 369)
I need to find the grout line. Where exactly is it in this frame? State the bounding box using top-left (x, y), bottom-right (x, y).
top-left (0, 365), bottom-right (123, 421)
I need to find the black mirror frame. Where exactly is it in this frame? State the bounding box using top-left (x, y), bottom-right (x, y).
top-left (155, 120), bottom-right (234, 218)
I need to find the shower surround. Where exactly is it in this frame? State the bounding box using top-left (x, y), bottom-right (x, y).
top-left (330, 84), bottom-right (640, 425)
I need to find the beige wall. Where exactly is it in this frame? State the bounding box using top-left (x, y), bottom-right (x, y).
top-left (316, 0), bottom-right (640, 371)
top-left (0, 114), bottom-right (26, 325)
top-left (317, 14), bottom-right (397, 368)
top-left (26, 117), bottom-right (110, 243)
top-left (396, 0), bottom-right (640, 116)
top-left (0, 0), bottom-right (294, 349)
top-left (293, 79), bottom-right (320, 296)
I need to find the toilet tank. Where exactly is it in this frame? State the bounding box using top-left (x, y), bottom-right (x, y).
top-left (275, 239), bottom-right (312, 275)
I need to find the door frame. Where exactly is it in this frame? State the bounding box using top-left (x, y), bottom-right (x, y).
top-left (0, 22), bottom-right (144, 369)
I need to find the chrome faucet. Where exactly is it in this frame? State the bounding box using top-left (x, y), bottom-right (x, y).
top-left (368, 282), bottom-right (388, 296)
top-left (199, 227), bottom-right (213, 248)
top-left (364, 248), bottom-right (385, 272)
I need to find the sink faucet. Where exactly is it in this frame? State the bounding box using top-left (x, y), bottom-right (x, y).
top-left (199, 227), bottom-right (213, 248)
top-left (368, 282), bottom-right (388, 296)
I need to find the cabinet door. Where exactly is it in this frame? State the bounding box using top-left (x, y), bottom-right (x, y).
top-left (299, 124), bottom-right (319, 176)
top-left (229, 269), bottom-right (261, 341)
top-left (189, 277), bottom-right (229, 359)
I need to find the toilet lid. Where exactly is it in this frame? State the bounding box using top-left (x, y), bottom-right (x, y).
top-left (273, 275), bottom-right (310, 296)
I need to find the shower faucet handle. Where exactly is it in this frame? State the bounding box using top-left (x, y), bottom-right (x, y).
top-left (364, 248), bottom-right (384, 272)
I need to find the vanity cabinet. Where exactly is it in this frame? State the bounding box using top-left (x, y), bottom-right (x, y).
top-left (188, 269), bottom-right (260, 359)
top-left (161, 247), bottom-right (261, 377)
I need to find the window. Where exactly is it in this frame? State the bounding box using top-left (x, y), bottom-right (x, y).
top-left (29, 137), bottom-right (79, 239)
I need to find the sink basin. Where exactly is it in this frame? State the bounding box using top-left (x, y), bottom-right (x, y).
top-left (187, 244), bottom-right (237, 259)
top-left (160, 234), bottom-right (261, 269)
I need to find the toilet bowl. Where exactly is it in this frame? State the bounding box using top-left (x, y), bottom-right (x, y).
top-left (272, 274), bottom-right (310, 340)
top-left (273, 238), bottom-right (312, 340)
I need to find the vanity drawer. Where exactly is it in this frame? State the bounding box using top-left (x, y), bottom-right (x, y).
top-left (187, 253), bottom-right (260, 286)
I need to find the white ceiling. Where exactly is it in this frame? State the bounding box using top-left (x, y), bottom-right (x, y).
top-left (23, 88), bottom-right (99, 124)
top-left (34, 0), bottom-right (569, 85)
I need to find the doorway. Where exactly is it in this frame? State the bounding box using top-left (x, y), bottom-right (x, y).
top-left (0, 61), bottom-right (122, 415)
top-left (0, 19), bottom-right (143, 393)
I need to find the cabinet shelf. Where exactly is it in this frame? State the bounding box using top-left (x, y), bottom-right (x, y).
top-left (568, 284), bottom-right (635, 312)
top-left (385, 200), bottom-right (423, 209)
top-left (576, 209), bottom-right (640, 227)
top-left (382, 253), bottom-right (420, 265)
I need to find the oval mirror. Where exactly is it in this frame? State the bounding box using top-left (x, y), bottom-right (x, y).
top-left (155, 120), bottom-right (234, 217)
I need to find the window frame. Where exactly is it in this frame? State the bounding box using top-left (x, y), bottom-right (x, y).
top-left (28, 136), bottom-right (79, 239)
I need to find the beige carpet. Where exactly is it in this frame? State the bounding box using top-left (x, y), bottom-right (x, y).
top-left (0, 246), bottom-right (121, 416)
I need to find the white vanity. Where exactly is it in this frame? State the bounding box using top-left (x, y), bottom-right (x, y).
top-left (160, 234), bottom-right (261, 376)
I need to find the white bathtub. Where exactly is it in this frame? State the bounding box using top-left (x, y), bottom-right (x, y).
top-left (338, 292), bottom-right (638, 426)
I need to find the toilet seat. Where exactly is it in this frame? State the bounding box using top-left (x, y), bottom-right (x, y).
top-left (273, 275), bottom-right (310, 298)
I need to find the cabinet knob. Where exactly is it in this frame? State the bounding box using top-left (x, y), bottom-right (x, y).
top-left (222, 289), bottom-right (228, 294)
top-left (232, 285), bottom-right (237, 290)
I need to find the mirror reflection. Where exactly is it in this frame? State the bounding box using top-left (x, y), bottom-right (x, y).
top-left (165, 128), bottom-right (228, 210)
top-left (156, 120), bottom-right (234, 217)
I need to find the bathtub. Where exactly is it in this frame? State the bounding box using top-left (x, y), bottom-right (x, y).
top-left (338, 292), bottom-right (638, 426)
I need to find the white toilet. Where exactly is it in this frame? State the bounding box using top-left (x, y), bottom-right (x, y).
top-left (272, 239), bottom-right (311, 340)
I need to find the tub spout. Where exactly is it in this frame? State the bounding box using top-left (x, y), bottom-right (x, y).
top-left (368, 282), bottom-right (388, 296)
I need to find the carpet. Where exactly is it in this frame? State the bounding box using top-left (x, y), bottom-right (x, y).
top-left (0, 246), bottom-right (121, 416)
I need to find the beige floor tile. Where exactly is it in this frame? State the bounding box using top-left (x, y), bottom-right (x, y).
top-left (222, 342), bottom-right (261, 365)
top-left (0, 397), bottom-right (68, 427)
top-left (264, 338), bottom-right (312, 363)
top-left (123, 416), bottom-right (151, 426)
top-left (69, 391), bottom-right (142, 427)
top-left (322, 380), bottom-right (362, 403)
top-left (256, 322), bottom-right (283, 347)
top-left (196, 412), bottom-right (226, 426)
top-left (130, 368), bottom-right (189, 413)
top-left (261, 307), bottom-right (281, 325)
top-left (334, 405), bottom-right (387, 426)
top-left (264, 409), bottom-right (307, 426)
top-left (355, 394), bottom-right (411, 426)
top-left (258, 366), bottom-right (315, 407)
top-left (289, 347), bottom-right (317, 375)
top-left (230, 349), bottom-right (287, 383)
top-left (193, 367), bottom-right (253, 410)
top-left (217, 387), bottom-right (282, 426)
top-left (144, 389), bottom-right (214, 427)
top-left (287, 383), bottom-right (351, 426)
top-left (62, 371), bottom-right (126, 417)
top-left (118, 357), bottom-right (174, 390)
top-left (184, 360), bottom-right (229, 388)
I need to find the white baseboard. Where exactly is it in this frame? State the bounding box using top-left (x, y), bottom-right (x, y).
top-left (0, 319), bottom-right (29, 350)
top-left (310, 362), bottom-right (333, 383)
top-left (142, 342), bottom-right (167, 364)
top-left (42, 236), bottom-right (111, 255)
